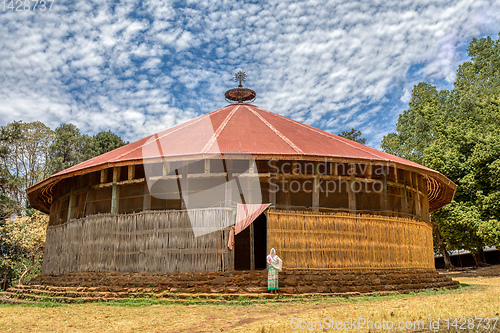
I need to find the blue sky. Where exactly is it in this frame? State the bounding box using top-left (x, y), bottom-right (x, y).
top-left (1, 0), bottom-right (499, 148)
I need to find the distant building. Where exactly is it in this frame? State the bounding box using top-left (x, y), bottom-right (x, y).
top-left (435, 247), bottom-right (500, 268)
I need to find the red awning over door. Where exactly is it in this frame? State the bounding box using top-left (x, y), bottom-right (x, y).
top-left (228, 203), bottom-right (272, 250)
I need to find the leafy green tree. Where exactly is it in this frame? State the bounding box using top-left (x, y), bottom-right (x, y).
top-left (0, 212), bottom-right (48, 286)
top-left (338, 128), bottom-right (367, 144)
top-left (1, 130), bottom-right (20, 220)
top-left (47, 123), bottom-right (90, 174)
top-left (381, 83), bottom-right (448, 164)
top-left (381, 83), bottom-right (457, 268)
top-left (47, 125), bottom-right (127, 174)
top-left (426, 35), bottom-right (500, 259)
top-left (0, 121), bottom-right (126, 287)
top-left (84, 130), bottom-right (128, 160)
top-left (0, 171), bottom-right (18, 221)
top-left (382, 33), bottom-right (500, 267)
top-left (0, 121), bottom-right (52, 286)
top-left (432, 202), bottom-right (485, 260)
top-left (0, 121), bottom-right (53, 211)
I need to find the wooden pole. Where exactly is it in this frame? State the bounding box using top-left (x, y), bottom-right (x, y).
top-left (250, 222), bottom-right (255, 270)
top-left (163, 161), bottom-right (170, 176)
top-left (284, 178), bottom-right (291, 209)
top-left (128, 165), bottom-right (135, 180)
top-left (247, 167), bottom-right (255, 270)
top-left (225, 159), bottom-right (233, 206)
top-left (313, 178), bottom-right (320, 211)
top-left (269, 160), bottom-right (277, 204)
top-left (348, 164), bottom-right (356, 211)
top-left (100, 169), bottom-right (107, 184)
top-left (292, 160), bottom-right (299, 174)
top-left (231, 209), bottom-right (236, 271)
top-left (231, 243), bottom-right (235, 271)
top-left (66, 179), bottom-right (76, 222)
top-left (67, 192), bottom-right (75, 221)
top-left (248, 159), bottom-right (255, 174)
top-left (181, 161), bottom-right (188, 209)
top-left (415, 174), bottom-right (422, 218)
top-left (111, 183), bottom-right (118, 214)
top-left (381, 170), bottom-right (388, 211)
top-left (143, 182), bottom-right (151, 211)
top-left (111, 167), bottom-right (119, 214)
top-left (402, 171), bottom-right (408, 214)
top-left (408, 170), bottom-right (414, 214)
top-left (204, 159), bottom-right (210, 174)
top-left (312, 161), bottom-right (320, 211)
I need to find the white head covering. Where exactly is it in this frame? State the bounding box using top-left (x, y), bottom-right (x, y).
top-left (267, 248), bottom-right (283, 271)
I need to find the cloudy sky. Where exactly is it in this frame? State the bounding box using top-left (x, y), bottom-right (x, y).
top-left (1, 0), bottom-right (499, 148)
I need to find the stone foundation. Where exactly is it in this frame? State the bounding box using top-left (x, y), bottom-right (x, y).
top-left (28, 269), bottom-right (458, 294)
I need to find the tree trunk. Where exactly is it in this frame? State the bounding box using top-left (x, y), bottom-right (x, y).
top-left (437, 234), bottom-right (454, 270)
top-left (471, 252), bottom-right (479, 268)
top-left (480, 249), bottom-right (486, 263)
top-left (2, 264), bottom-right (9, 291)
top-left (477, 248), bottom-right (488, 266)
top-left (18, 262), bottom-right (32, 285)
top-left (431, 217), bottom-right (454, 270)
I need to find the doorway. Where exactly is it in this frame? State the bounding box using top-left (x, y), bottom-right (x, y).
top-left (234, 213), bottom-right (267, 270)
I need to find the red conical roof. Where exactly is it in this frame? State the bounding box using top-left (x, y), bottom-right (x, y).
top-left (28, 103), bottom-right (456, 212)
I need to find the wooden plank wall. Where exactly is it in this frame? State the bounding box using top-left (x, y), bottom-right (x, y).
top-left (42, 208), bottom-right (233, 274)
top-left (267, 210), bottom-right (434, 270)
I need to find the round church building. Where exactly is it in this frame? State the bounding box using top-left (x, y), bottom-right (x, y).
top-left (27, 79), bottom-right (458, 293)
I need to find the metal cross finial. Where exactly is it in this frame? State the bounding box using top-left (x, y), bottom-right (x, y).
top-left (233, 71), bottom-right (247, 87)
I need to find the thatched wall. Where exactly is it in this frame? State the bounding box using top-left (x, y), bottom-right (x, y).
top-left (267, 210), bottom-right (434, 270)
top-left (42, 208), bottom-right (232, 274)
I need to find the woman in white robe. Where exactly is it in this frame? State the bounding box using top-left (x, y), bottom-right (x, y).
top-left (267, 248), bottom-right (282, 293)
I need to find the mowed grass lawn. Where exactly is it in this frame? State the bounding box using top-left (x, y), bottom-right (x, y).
top-left (1, 266), bottom-right (499, 333)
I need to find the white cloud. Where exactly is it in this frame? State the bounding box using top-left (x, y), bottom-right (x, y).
top-left (142, 58), bottom-right (162, 69)
top-left (0, 0), bottom-right (499, 150)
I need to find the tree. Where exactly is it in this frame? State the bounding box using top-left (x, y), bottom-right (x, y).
top-left (84, 130), bottom-right (128, 160)
top-left (381, 83), bottom-right (457, 268)
top-left (0, 121), bottom-right (53, 211)
top-left (426, 34), bottom-right (500, 259)
top-left (432, 202), bottom-right (486, 265)
top-left (0, 212), bottom-right (48, 286)
top-left (0, 128), bottom-right (21, 220)
top-left (381, 83), bottom-right (448, 165)
top-left (0, 121), bottom-right (128, 287)
top-left (47, 123), bottom-right (90, 174)
top-left (337, 128), bottom-right (367, 144)
top-left (0, 170), bottom-right (18, 221)
top-left (382, 33), bottom-right (500, 267)
top-left (47, 126), bottom-right (128, 175)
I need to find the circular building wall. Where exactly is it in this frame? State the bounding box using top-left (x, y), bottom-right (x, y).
top-left (28, 103), bottom-right (455, 275)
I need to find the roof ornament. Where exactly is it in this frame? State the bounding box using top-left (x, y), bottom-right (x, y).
top-left (225, 70), bottom-right (256, 103)
top-left (234, 70), bottom-right (247, 87)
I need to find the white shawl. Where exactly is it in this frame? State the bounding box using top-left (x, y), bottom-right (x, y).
top-left (267, 248), bottom-right (283, 271)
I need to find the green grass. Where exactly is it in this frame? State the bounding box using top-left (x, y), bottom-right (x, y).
top-left (1, 271), bottom-right (498, 333)
top-left (1, 284), bottom-right (471, 308)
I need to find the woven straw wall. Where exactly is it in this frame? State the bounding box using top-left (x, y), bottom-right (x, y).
top-left (42, 208), bottom-right (232, 274)
top-left (267, 210), bottom-right (434, 270)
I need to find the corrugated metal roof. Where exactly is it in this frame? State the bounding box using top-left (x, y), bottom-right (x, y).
top-left (49, 103), bottom-right (437, 173)
top-left (27, 103), bottom-right (457, 213)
